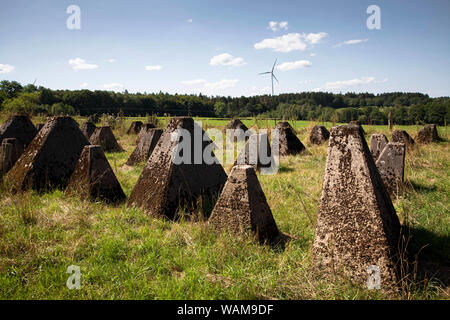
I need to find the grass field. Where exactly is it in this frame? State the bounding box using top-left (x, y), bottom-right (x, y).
top-left (0, 116), bottom-right (448, 300)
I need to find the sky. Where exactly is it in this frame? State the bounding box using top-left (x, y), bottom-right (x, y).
top-left (0, 0), bottom-right (449, 97)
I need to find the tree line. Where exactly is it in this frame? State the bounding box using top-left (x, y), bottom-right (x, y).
top-left (1, 80), bottom-right (448, 125)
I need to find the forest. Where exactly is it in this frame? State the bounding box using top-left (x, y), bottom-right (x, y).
top-left (0, 80), bottom-right (448, 125)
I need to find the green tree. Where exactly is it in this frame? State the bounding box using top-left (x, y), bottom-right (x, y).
top-left (214, 101), bottom-right (227, 117)
top-left (0, 80), bottom-right (23, 98)
top-left (40, 88), bottom-right (56, 105)
top-left (50, 102), bottom-right (75, 115)
top-left (2, 92), bottom-right (46, 115)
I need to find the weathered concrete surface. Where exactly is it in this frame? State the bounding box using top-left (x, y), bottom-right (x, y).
top-left (127, 121), bottom-right (143, 134)
top-left (275, 121), bottom-right (296, 132)
top-left (66, 145), bottom-right (126, 204)
top-left (310, 125), bottom-right (330, 145)
top-left (376, 142), bottom-right (406, 195)
top-left (81, 121), bottom-right (96, 139)
top-left (36, 123), bottom-right (44, 132)
top-left (0, 138), bottom-right (23, 175)
top-left (89, 126), bottom-right (122, 152)
top-left (391, 130), bottom-right (415, 150)
top-left (0, 114), bottom-right (37, 148)
top-left (7, 116), bottom-right (89, 192)
top-left (276, 126), bottom-right (305, 156)
top-left (128, 117), bottom-right (227, 220)
top-left (226, 119), bottom-right (249, 142)
top-left (370, 133), bottom-right (389, 161)
top-left (126, 128), bottom-right (162, 165)
top-left (349, 120), bottom-right (366, 135)
top-left (209, 165), bottom-right (280, 244)
top-left (415, 124), bottom-right (441, 143)
top-left (86, 115), bottom-right (100, 124)
top-left (226, 119), bottom-right (248, 132)
top-left (313, 125), bottom-right (401, 293)
top-left (136, 123), bottom-right (156, 144)
top-left (234, 133), bottom-right (275, 172)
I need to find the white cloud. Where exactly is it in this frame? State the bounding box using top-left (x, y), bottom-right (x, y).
top-left (250, 86), bottom-right (271, 95)
top-left (299, 80), bottom-right (315, 84)
top-left (204, 79), bottom-right (239, 90)
top-left (279, 21), bottom-right (288, 30)
top-left (106, 58), bottom-right (115, 63)
top-left (0, 64), bottom-right (15, 73)
top-left (304, 32), bottom-right (328, 45)
top-left (268, 21), bottom-right (288, 32)
top-left (103, 83), bottom-right (124, 91)
top-left (276, 60), bottom-right (312, 71)
top-left (254, 32), bottom-right (327, 52)
top-left (210, 53), bottom-right (246, 67)
top-left (375, 78), bottom-right (389, 83)
top-left (68, 58), bottom-right (98, 71)
top-left (80, 82), bottom-right (88, 88)
top-left (181, 79), bottom-right (207, 86)
top-left (334, 38), bottom-right (368, 48)
top-left (181, 79), bottom-right (239, 91)
top-left (310, 53), bottom-right (316, 57)
top-left (269, 21), bottom-right (277, 31)
top-left (187, 18), bottom-right (193, 23)
top-left (145, 65), bottom-right (162, 71)
top-left (313, 77), bottom-right (376, 91)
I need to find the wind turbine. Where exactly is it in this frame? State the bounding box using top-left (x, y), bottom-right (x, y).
top-left (259, 58), bottom-right (279, 96)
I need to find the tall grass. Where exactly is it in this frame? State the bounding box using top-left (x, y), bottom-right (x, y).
top-left (0, 117), bottom-right (448, 299)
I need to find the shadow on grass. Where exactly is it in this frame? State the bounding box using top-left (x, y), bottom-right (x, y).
top-left (277, 165), bottom-right (294, 174)
top-left (404, 226), bottom-right (450, 287)
top-left (268, 232), bottom-right (292, 253)
top-left (406, 180), bottom-right (437, 194)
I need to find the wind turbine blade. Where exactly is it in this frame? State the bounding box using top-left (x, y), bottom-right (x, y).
top-left (259, 72), bottom-right (271, 75)
top-left (272, 58), bottom-right (277, 72)
top-left (272, 74), bottom-right (279, 83)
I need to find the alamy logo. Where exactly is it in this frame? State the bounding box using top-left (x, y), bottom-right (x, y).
top-left (66, 265), bottom-right (81, 289)
top-left (169, 121), bottom-right (279, 174)
top-left (66, 5), bottom-right (81, 30)
top-left (366, 5), bottom-right (381, 30)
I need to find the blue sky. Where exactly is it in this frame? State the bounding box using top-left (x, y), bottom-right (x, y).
top-left (0, 0), bottom-right (449, 97)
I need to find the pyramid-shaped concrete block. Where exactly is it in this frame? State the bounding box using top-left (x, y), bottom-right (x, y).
top-left (81, 121), bottom-right (96, 139)
top-left (376, 142), bottom-right (406, 195)
top-left (7, 116), bottom-right (89, 192)
top-left (226, 119), bottom-right (248, 132)
top-left (310, 125), bottom-right (330, 145)
top-left (89, 126), bottom-right (122, 152)
top-left (209, 165), bottom-right (280, 244)
top-left (0, 114), bottom-right (37, 148)
top-left (128, 117), bottom-right (227, 219)
top-left (127, 121), bottom-right (143, 134)
top-left (126, 128), bottom-right (162, 165)
top-left (313, 125), bottom-right (401, 292)
top-left (415, 124), bottom-right (441, 143)
top-left (0, 138), bottom-right (23, 176)
top-left (136, 123), bottom-right (156, 144)
top-left (275, 121), bottom-right (296, 133)
top-left (349, 120), bottom-right (365, 134)
top-left (36, 123), bottom-right (44, 132)
top-left (66, 145), bottom-right (126, 204)
top-left (391, 130), bottom-right (414, 150)
top-left (276, 125), bottom-right (305, 156)
top-left (225, 119), bottom-right (249, 142)
top-left (370, 133), bottom-right (389, 161)
top-left (234, 133), bottom-right (275, 173)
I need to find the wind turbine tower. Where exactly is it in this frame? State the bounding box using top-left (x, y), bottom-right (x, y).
top-left (259, 58), bottom-right (279, 96)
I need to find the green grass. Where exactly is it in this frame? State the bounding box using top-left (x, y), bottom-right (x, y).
top-left (0, 117), bottom-right (448, 299)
